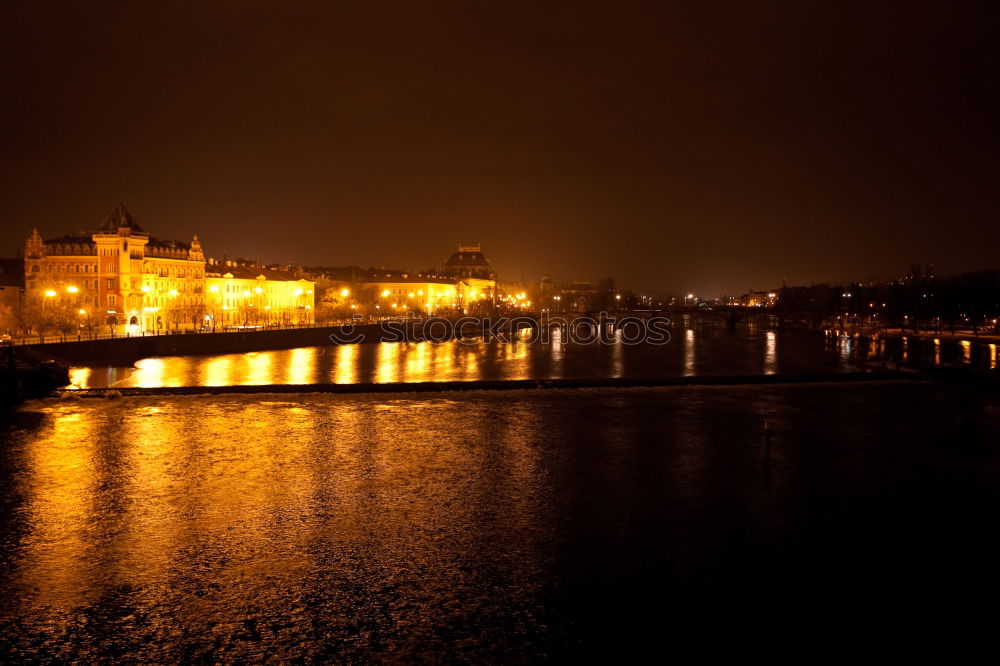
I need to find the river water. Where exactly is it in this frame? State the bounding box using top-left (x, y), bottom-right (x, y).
top-left (3, 317), bottom-right (1000, 660)
top-left (2, 382), bottom-right (1000, 660)
top-left (67, 316), bottom-right (999, 389)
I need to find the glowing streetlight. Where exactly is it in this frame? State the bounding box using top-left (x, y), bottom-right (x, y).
top-left (169, 289), bottom-right (179, 297)
top-left (67, 285), bottom-right (78, 293)
top-left (340, 288), bottom-right (350, 298)
top-left (78, 309), bottom-right (87, 315)
top-left (44, 289), bottom-right (57, 298)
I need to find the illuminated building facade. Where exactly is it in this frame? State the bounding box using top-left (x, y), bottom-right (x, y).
top-left (359, 274), bottom-right (464, 314)
top-left (440, 244), bottom-right (496, 310)
top-left (23, 203), bottom-right (206, 332)
top-left (441, 244), bottom-right (495, 281)
top-left (205, 260), bottom-right (315, 326)
top-left (740, 290), bottom-right (778, 307)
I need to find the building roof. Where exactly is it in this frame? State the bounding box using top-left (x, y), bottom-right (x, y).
top-left (209, 264), bottom-right (309, 282)
top-left (359, 274), bottom-right (458, 285)
top-left (147, 237), bottom-right (191, 251)
top-left (444, 249), bottom-right (491, 268)
top-left (97, 202), bottom-right (146, 234)
top-left (441, 244), bottom-right (495, 279)
top-left (43, 233), bottom-right (96, 247)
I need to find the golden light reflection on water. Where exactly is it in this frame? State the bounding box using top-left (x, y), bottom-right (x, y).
top-left (203, 355), bottom-right (234, 386)
top-left (68, 323), bottom-right (988, 391)
top-left (960, 340), bottom-right (972, 364)
top-left (550, 326), bottom-right (565, 379)
top-left (611, 331), bottom-right (625, 378)
top-left (287, 347), bottom-right (316, 384)
top-left (244, 351), bottom-right (273, 384)
top-left (68, 367), bottom-right (91, 389)
top-left (135, 357), bottom-right (170, 386)
top-left (21, 409), bottom-right (97, 611)
top-left (11, 394), bottom-right (560, 644)
top-left (990, 344), bottom-right (998, 370)
top-left (683, 329), bottom-right (695, 376)
top-left (377, 342), bottom-right (402, 383)
top-left (334, 342), bottom-right (357, 384)
top-left (764, 331), bottom-right (777, 375)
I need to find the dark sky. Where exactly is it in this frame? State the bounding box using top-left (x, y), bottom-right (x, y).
top-left (2, 1), bottom-right (997, 296)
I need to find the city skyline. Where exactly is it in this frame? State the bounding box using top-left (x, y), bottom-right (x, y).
top-left (2, 2), bottom-right (998, 296)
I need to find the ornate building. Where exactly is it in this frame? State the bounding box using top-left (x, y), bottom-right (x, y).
top-left (205, 260), bottom-right (315, 327)
top-left (23, 203), bottom-right (206, 332)
top-left (439, 244), bottom-right (496, 308)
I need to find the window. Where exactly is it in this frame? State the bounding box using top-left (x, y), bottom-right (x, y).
top-left (107, 279), bottom-right (114, 290)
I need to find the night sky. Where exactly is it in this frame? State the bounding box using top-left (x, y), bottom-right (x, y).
top-left (2, 1), bottom-right (997, 296)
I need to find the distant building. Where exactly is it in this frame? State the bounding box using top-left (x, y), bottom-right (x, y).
top-left (441, 244), bottom-right (495, 281)
top-left (205, 260), bottom-right (315, 327)
top-left (357, 273), bottom-right (462, 314)
top-left (23, 203), bottom-right (206, 332)
top-left (739, 290), bottom-right (778, 307)
top-left (559, 281), bottom-right (602, 312)
top-left (439, 244), bottom-right (496, 308)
